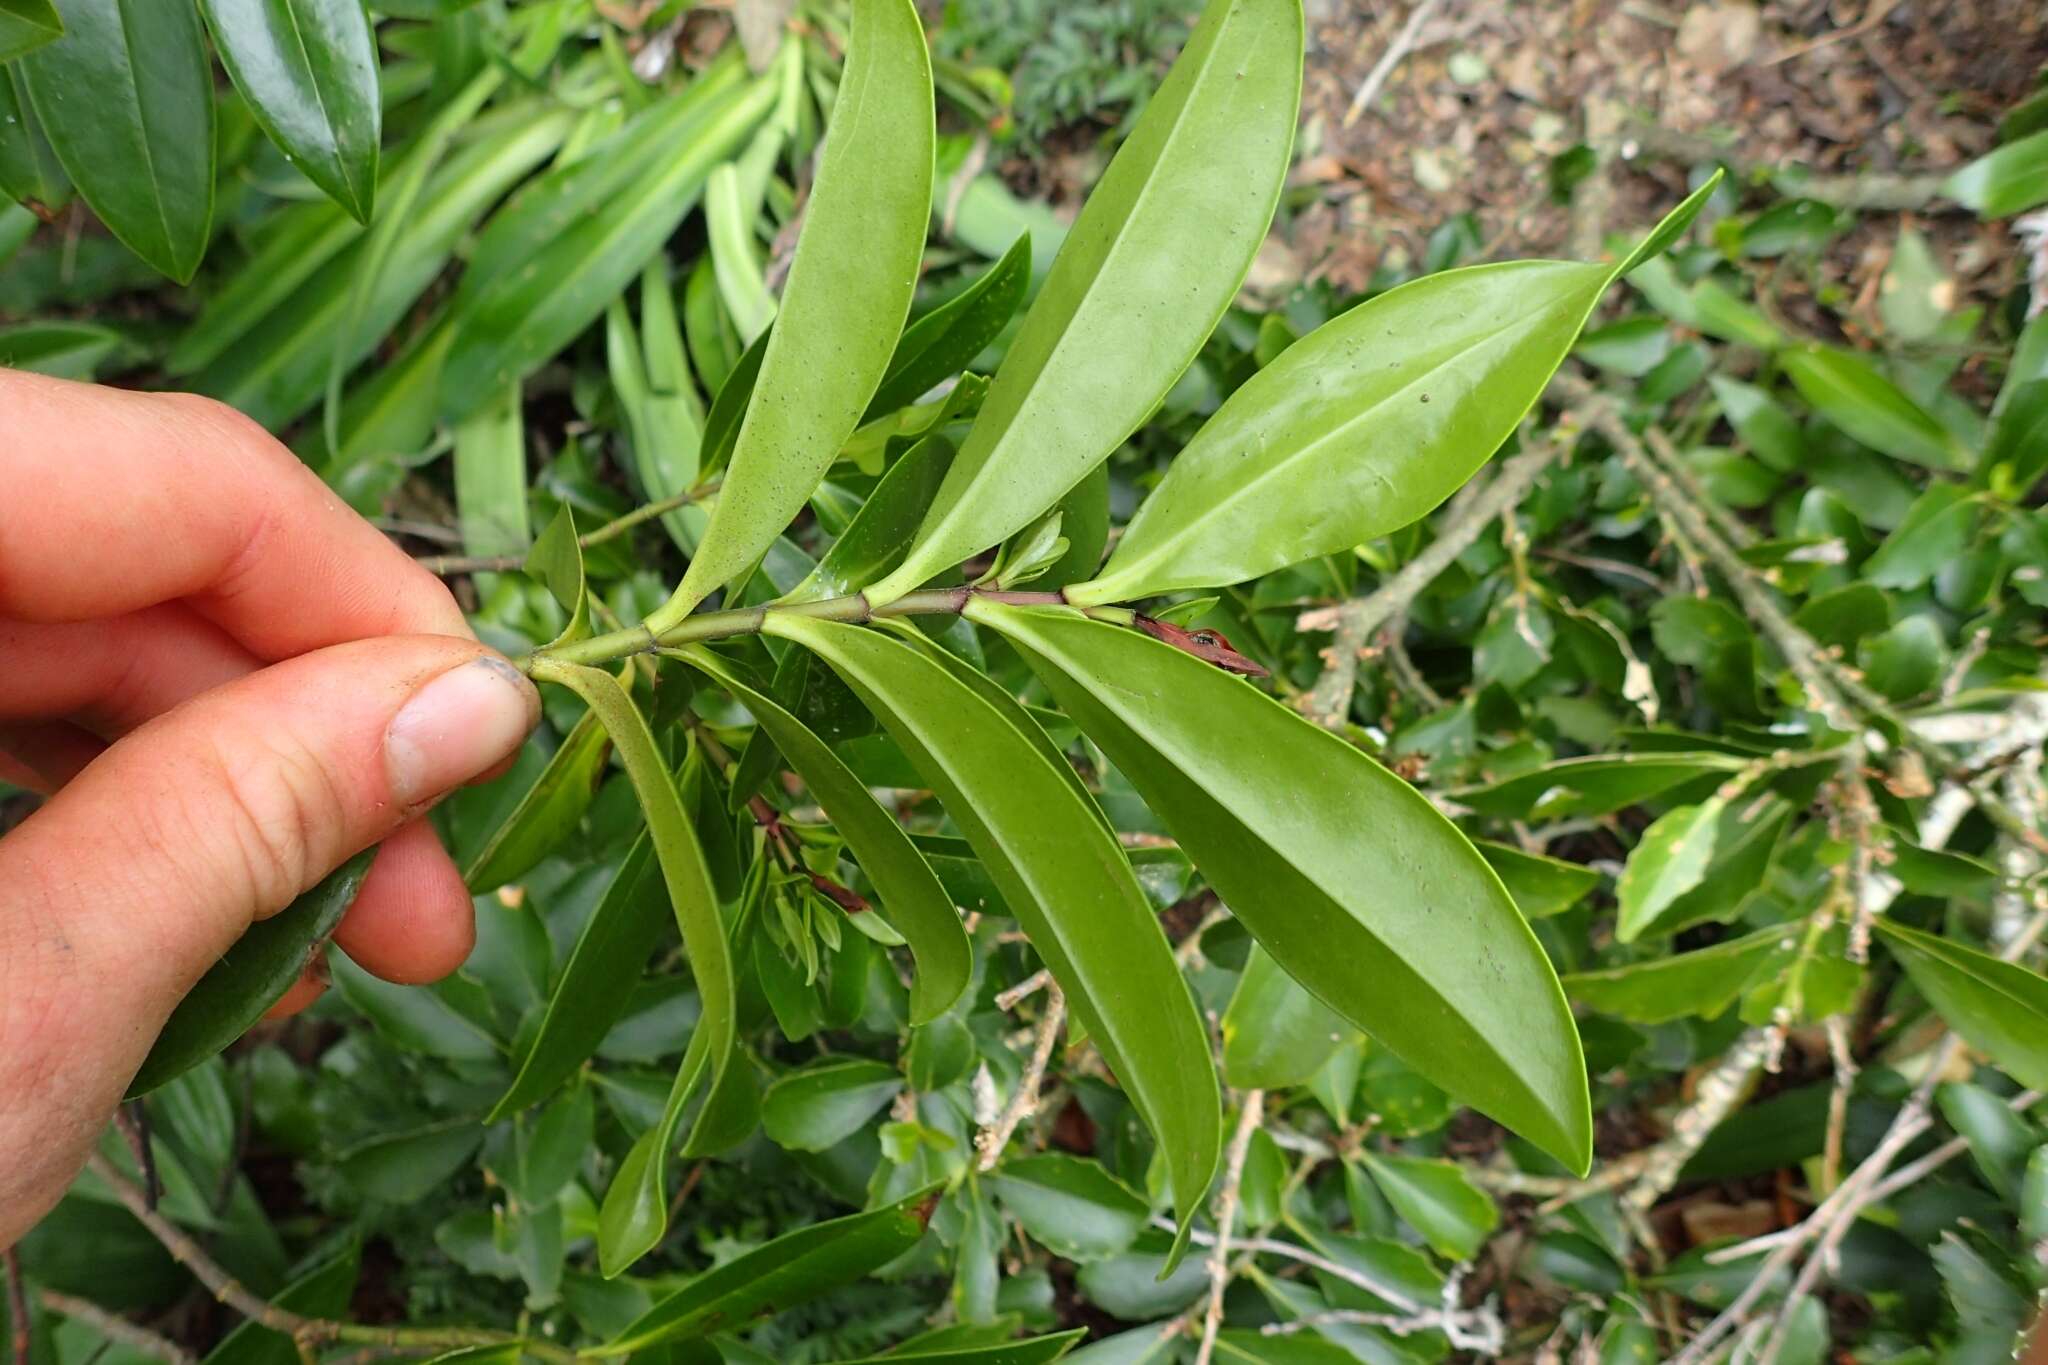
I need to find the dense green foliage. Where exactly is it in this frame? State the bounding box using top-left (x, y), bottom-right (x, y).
top-left (5, 2), bottom-right (2048, 1363)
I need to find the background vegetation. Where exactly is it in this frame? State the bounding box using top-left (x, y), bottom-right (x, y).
top-left (4, 1), bottom-right (2048, 1362)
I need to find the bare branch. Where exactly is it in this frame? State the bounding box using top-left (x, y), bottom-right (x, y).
top-left (1195, 1093), bottom-right (1265, 1365)
top-left (976, 983), bottom-right (1065, 1171)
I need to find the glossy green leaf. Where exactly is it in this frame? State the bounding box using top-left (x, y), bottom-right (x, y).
top-left (331, 951), bottom-right (500, 1060)
top-left (1358, 1151), bottom-right (1498, 1261)
top-left (663, 0), bottom-right (935, 618)
top-left (1452, 752), bottom-right (1745, 821)
top-left (336, 1119), bottom-right (484, 1202)
top-left (1069, 178), bottom-right (1720, 605)
top-left (199, 0), bottom-right (381, 222)
top-left (1475, 841), bottom-right (1601, 919)
top-left (986, 1154), bottom-right (1151, 1262)
top-left (696, 320), bottom-right (770, 479)
top-left (766, 615), bottom-right (1222, 1249)
top-left (463, 710), bottom-right (611, 894)
top-left (761, 1057), bottom-right (904, 1151)
top-left (438, 59), bottom-right (775, 418)
top-left (1710, 374), bottom-right (1806, 472)
top-left (1889, 833), bottom-right (2000, 898)
top-left (21, 0), bottom-right (214, 282)
top-left (1614, 799), bottom-right (1723, 943)
top-left (127, 850), bottom-right (375, 1097)
top-left (680, 646), bottom-right (969, 1022)
top-left (529, 660), bottom-right (735, 1274)
top-left (1221, 943), bottom-right (1354, 1090)
top-left (865, 0), bottom-right (1303, 605)
top-left (598, 1189), bottom-right (938, 1352)
top-left (0, 319), bottom-right (131, 379)
top-left (170, 197), bottom-right (354, 378)
top-left (784, 433), bottom-right (959, 603)
top-left (488, 841), bottom-right (666, 1121)
top-left (865, 231), bottom-right (1032, 420)
top-left (1944, 128), bottom-right (2048, 218)
top-left (1876, 919), bottom-right (2048, 1092)
top-left (974, 603), bottom-right (1590, 1174)
top-left (0, 0), bottom-right (61, 62)
top-left (0, 65), bottom-right (69, 208)
top-left (1781, 345), bottom-right (1971, 471)
top-left (1562, 925), bottom-right (1794, 1025)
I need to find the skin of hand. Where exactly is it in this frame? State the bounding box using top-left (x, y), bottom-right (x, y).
top-left (0, 370), bottom-right (542, 1249)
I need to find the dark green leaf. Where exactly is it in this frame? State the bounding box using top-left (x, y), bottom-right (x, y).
top-left (0, 65), bottom-right (70, 208)
top-left (760, 1057), bottom-right (904, 1151)
top-left (21, 0), bottom-right (214, 281)
top-left (1877, 919), bottom-right (2048, 1091)
top-left (199, 0), bottom-right (381, 222)
top-left (1475, 841), bottom-right (1600, 919)
top-left (464, 709), bottom-right (611, 894)
top-left (1453, 752), bottom-right (1745, 821)
top-left (987, 1155), bottom-right (1151, 1262)
top-left (1221, 944), bottom-right (1354, 1090)
top-left (599, 1189), bottom-right (937, 1351)
top-left (1563, 926), bottom-right (1795, 1025)
top-left (0, 0), bottom-right (61, 62)
top-left (1358, 1151), bottom-right (1499, 1260)
top-left (785, 433), bottom-right (960, 603)
top-left (128, 850), bottom-right (375, 1097)
top-left (1781, 346), bottom-right (1971, 471)
top-left (866, 231), bottom-right (1031, 420)
top-left (1936, 1082), bottom-right (2036, 1201)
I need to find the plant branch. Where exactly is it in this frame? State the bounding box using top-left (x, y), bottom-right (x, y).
top-left (35, 1291), bottom-right (195, 1365)
top-left (1195, 1091), bottom-right (1264, 1365)
top-left (1295, 437), bottom-right (1560, 727)
top-left (975, 983), bottom-right (1064, 1171)
top-left (4, 1250), bottom-right (26, 1365)
top-left (1342, 0), bottom-right (1448, 127)
top-left (1160, 1219), bottom-right (1425, 1313)
top-left (87, 1156), bottom-right (573, 1363)
top-left (418, 482), bottom-right (720, 576)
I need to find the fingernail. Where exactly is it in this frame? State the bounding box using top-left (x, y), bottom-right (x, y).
top-left (385, 656), bottom-right (538, 807)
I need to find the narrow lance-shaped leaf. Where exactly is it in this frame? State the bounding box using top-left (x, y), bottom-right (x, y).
top-left (864, 231), bottom-right (1032, 420)
top-left (1614, 798), bottom-right (1724, 943)
top-left (597, 1188), bottom-right (939, 1352)
top-left (21, 0), bottom-right (214, 283)
top-left (487, 838), bottom-right (667, 1120)
top-left (865, 0), bottom-right (1303, 607)
top-left (679, 644), bottom-right (971, 1022)
top-left (0, 65), bottom-right (71, 209)
top-left (973, 602), bottom-right (1591, 1173)
top-left (451, 383), bottom-right (531, 563)
top-left (1781, 344), bottom-right (1972, 473)
top-left (1875, 919), bottom-right (2048, 1092)
top-left (198, 0), bottom-right (382, 223)
top-left (783, 432), bottom-right (959, 603)
top-left (128, 850), bottom-right (376, 1097)
top-left (461, 706), bottom-right (611, 895)
top-left (1067, 176), bottom-right (1721, 605)
top-left (657, 0), bottom-right (935, 623)
top-left (526, 659), bottom-right (736, 1274)
top-left (766, 615), bottom-right (1222, 1257)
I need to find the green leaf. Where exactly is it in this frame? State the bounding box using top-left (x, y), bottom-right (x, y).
top-left (1936, 1082), bottom-right (2036, 1201)
top-left (0, 319), bottom-right (131, 379)
top-left (1452, 752), bottom-right (1745, 821)
top-left (438, 59), bottom-right (775, 418)
top-left (331, 952), bottom-right (499, 1061)
top-left (529, 660), bottom-right (736, 1274)
top-left (833, 1333), bottom-right (1085, 1365)
top-left (127, 850), bottom-right (375, 1097)
top-left (452, 383), bottom-right (532, 562)
top-left (525, 504), bottom-right (590, 649)
top-left (681, 646), bottom-right (970, 1022)
top-left (20, 0), bottom-right (214, 282)
top-left (198, 0), bottom-right (381, 222)
top-left (1221, 943), bottom-right (1354, 1089)
top-left (986, 1155), bottom-right (1151, 1262)
top-left (1068, 178), bottom-right (1719, 605)
top-left (974, 603), bottom-right (1590, 1174)
top-left (1475, 841), bottom-right (1600, 919)
top-left (865, 0), bottom-right (1303, 605)
top-left (197, 1239), bottom-right (359, 1365)
top-left (866, 231), bottom-right (1032, 420)
top-left (1888, 833), bottom-right (1999, 898)
top-left (0, 64), bottom-right (70, 208)
top-left (464, 710), bottom-right (612, 896)
top-left (598, 1189), bottom-right (938, 1352)
top-left (0, 0), bottom-right (61, 62)
top-left (1876, 919), bottom-right (2048, 1091)
top-left (662, 0), bottom-right (935, 617)
top-left (1357, 1151), bottom-right (1499, 1260)
top-left (1862, 484), bottom-right (1978, 589)
top-left (1710, 374), bottom-right (1806, 471)
top-left (1944, 127), bottom-right (2048, 218)
top-left (760, 1057), bottom-right (905, 1151)
top-left (1781, 345), bottom-right (1971, 471)
top-left (1562, 925), bottom-right (1796, 1025)
top-left (766, 615), bottom-right (1222, 1252)
top-left (785, 433), bottom-right (960, 603)
top-left (1614, 799), bottom-right (1723, 942)
top-left (336, 1120), bottom-right (484, 1203)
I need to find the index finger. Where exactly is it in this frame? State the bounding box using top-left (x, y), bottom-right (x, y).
top-left (0, 370), bottom-right (470, 657)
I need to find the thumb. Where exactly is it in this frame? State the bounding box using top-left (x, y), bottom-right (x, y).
top-left (0, 636), bottom-right (537, 1241)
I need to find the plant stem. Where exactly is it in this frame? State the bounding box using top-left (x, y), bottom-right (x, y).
top-left (418, 483), bottom-right (720, 576)
top-left (975, 982), bottom-right (1065, 1171)
top-left (1195, 1091), bottom-right (1265, 1365)
top-left (525, 587), bottom-right (1070, 673)
top-left (87, 1156), bottom-right (577, 1363)
top-left (34, 1291), bottom-right (196, 1365)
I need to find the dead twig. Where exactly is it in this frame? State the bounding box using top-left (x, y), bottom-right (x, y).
top-left (975, 983), bottom-right (1064, 1171)
top-left (1343, 0), bottom-right (1449, 128)
top-left (34, 1291), bottom-right (196, 1365)
top-left (1195, 1092), bottom-right (1265, 1365)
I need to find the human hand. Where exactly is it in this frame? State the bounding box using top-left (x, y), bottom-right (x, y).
top-left (0, 371), bottom-right (540, 1248)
